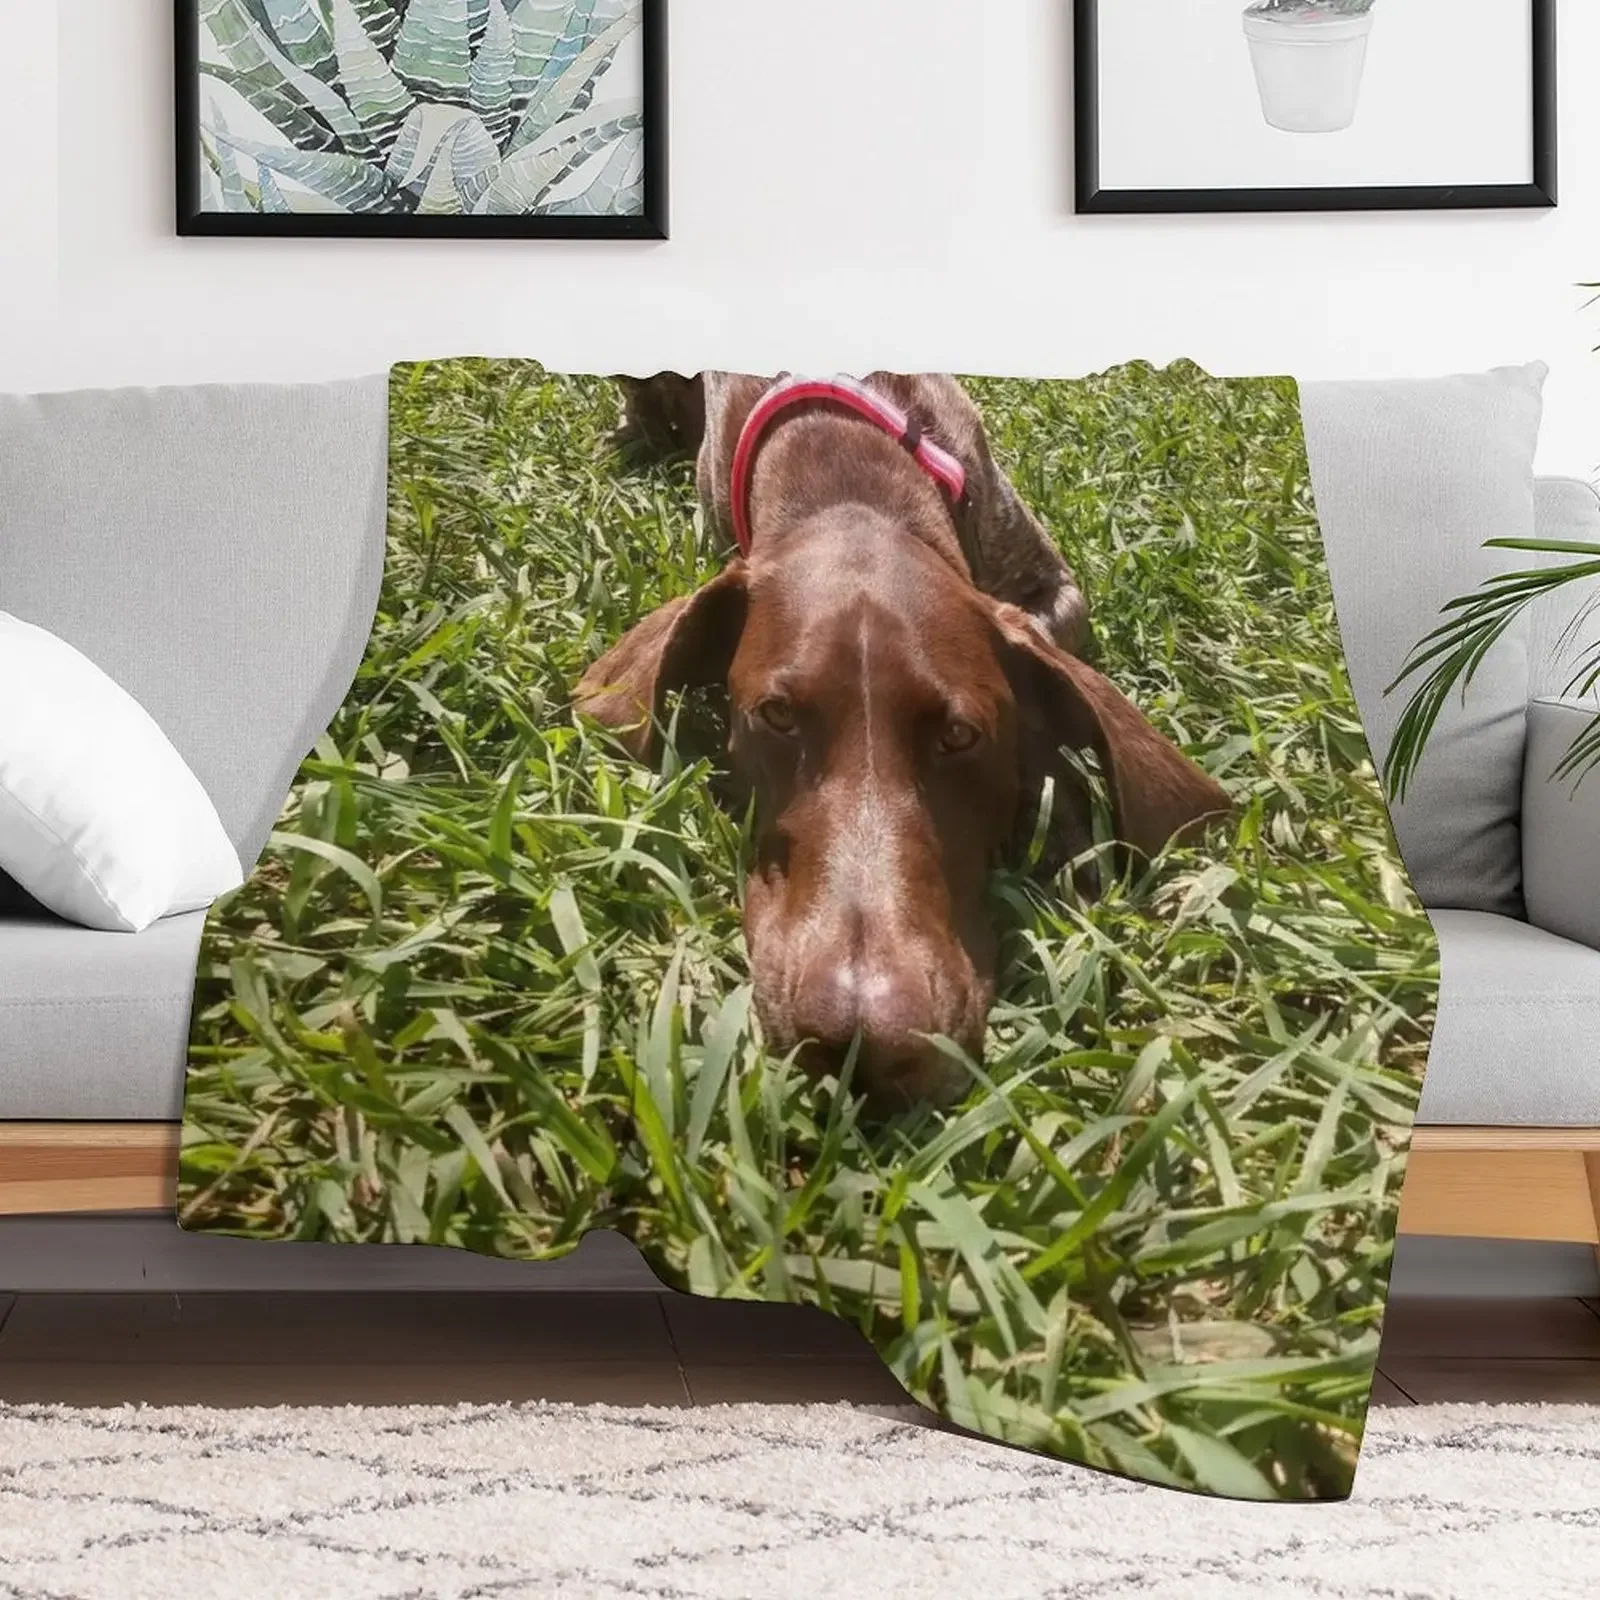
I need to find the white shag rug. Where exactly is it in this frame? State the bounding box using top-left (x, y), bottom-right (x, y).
top-left (0, 1402), bottom-right (1596, 1599)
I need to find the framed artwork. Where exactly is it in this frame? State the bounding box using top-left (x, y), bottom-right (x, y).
top-left (1074, 0), bottom-right (1556, 214)
top-left (177, 0), bottom-right (668, 239)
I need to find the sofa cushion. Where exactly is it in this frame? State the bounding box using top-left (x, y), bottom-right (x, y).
top-left (1300, 365), bottom-right (1545, 917)
top-left (0, 610), bottom-right (243, 932)
top-left (0, 377), bottom-right (388, 873)
top-left (1419, 909), bottom-right (1600, 1126)
top-left (0, 913), bottom-right (203, 1120)
top-left (1521, 698), bottom-right (1600, 953)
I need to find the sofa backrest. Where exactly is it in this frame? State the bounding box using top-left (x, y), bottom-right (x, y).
top-left (3, 368), bottom-right (1578, 910)
top-left (1301, 366), bottom-right (1546, 919)
top-left (0, 378), bottom-right (388, 871)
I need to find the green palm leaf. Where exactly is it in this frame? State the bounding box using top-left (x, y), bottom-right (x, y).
top-left (1384, 536), bottom-right (1600, 798)
top-left (1550, 596), bottom-right (1600, 782)
top-left (1552, 711), bottom-right (1600, 783)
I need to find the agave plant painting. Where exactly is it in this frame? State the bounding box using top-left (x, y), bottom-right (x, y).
top-left (177, 0), bottom-right (667, 237)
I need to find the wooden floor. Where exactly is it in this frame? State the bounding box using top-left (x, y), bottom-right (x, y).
top-left (0, 1291), bottom-right (1595, 1407)
top-left (1375, 1295), bottom-right (1600, 1404)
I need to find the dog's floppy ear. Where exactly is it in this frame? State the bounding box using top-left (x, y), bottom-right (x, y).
top-left (574, 563), bottom-right (749, 760)
top-left (993, 603), bottom-right (1230, 864)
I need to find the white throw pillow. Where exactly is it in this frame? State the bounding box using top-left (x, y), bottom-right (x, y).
top-left (0, 612), bottom-right (244, 932)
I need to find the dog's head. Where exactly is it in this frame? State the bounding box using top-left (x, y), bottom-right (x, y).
top-left (576, 517), bottom-right (1228, 1107)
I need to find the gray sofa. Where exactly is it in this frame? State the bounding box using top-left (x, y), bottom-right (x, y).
top-left (0, 378), bottom-right (388, 1121)
top-left (0, 368), bottom-right (1596, 1145)
top-left (1302, 371), bottom-right (1600, 1132)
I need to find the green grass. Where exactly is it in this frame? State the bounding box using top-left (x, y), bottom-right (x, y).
top-left (179, 357), bottom-right (1437, 1501)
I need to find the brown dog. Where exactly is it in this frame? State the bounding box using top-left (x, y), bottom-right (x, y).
top-left (577, 372), bottom-right (1229, 1106)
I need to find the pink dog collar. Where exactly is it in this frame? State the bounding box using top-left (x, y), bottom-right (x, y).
top-left (729, 375), bottom-right (968, 556)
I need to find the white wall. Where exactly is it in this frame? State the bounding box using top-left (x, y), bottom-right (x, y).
top-left (2, 0), bottom-right (1595, 474)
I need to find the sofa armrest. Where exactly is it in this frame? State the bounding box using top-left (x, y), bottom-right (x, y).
top-left (1522, 696), bottom-right (1600, 950)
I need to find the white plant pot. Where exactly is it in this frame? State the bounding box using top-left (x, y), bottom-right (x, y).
top-left (1242, 8), bottom-right (1375, 134)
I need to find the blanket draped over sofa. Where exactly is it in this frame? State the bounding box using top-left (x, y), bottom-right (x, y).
top-left (179, 359), bottom-right (1438, 1501)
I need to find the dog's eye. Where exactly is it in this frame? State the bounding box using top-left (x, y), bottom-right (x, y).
top-left (938, 720), bottom-right (981, 755)
top-left (757, 698), bottom-right (798, 736)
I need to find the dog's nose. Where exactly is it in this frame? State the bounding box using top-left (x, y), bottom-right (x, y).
top-left (788, 954), bottom-right (968, 1106)
top-left (792, 953), bottom-right (931, 1050)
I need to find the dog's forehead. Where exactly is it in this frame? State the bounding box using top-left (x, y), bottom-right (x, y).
top-left (736, 521), bottom-right (1006, 700)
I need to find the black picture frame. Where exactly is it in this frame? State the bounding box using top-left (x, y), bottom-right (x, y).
top-left (1074, 0), bottom-right (1556, 215)
top-left (176, 0), bottom-right (669, 239)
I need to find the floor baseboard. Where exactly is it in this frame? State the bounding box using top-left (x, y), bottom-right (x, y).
top-left (0, 1214), bottom-right (663, 1294)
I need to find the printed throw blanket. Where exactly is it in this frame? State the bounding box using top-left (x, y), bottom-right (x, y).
top-left (179, 360), bottom-right (1438, 1502)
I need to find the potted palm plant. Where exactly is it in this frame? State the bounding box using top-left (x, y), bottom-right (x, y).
top-left (1243, 0), bottom-right (1378, 134)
